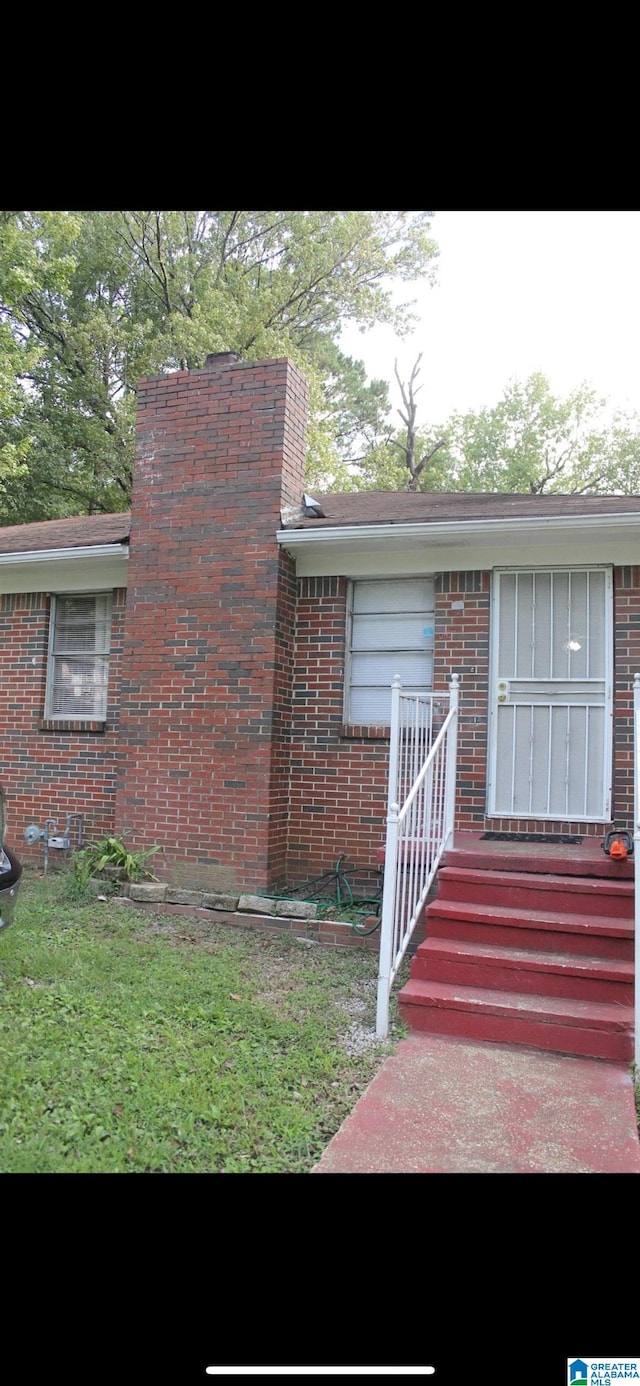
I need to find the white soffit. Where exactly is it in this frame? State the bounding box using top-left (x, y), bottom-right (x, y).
top-left (278, 515), bottom-right (640, 577)
top-left (0, 547), bottom-right (129, 594)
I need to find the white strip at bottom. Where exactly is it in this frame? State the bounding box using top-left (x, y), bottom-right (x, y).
top-left (205, 1371), bottom-right (436, 1378)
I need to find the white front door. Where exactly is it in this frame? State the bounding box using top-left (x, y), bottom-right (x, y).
top-left (488, 568), bottom-right (613, 821)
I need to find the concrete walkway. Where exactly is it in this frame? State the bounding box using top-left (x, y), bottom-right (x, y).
top-left (312, 1033), bottom-right (640, 1173)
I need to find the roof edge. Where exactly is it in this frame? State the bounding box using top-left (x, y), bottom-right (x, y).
top-left (0, 544), bottom-right (130, 566)
top-left (277, 512), bottom-right (640, 545)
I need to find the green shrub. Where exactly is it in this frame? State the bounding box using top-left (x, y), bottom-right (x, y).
top-left (72, 835), bottom-right (160, 892)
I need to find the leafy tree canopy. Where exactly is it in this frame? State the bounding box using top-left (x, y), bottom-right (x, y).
top-left (350, 370), bottom-right (640, 496)
top-left (5, 216), bottom-right (638, 520)
top-left (0, 210), bottom-right (438, 521)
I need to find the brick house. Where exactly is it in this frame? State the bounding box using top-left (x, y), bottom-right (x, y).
top-left (1, 352), bottom-right (639, 898)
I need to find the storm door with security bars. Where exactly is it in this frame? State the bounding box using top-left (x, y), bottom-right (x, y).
top-left (488, 568), bottom-right (613, 820)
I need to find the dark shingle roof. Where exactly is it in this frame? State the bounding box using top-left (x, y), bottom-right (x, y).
top-left (1, 492), bottom-right (639, 554)
top-left (285, 491), bottom-right (640, 528)
top-left (0, 513), bottom-right (131, 555)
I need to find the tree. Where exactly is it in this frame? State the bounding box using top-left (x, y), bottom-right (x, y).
top-left (435, 373), bottom-right (640, 494)
top-left (351, 371), bottom-right (640, 496)
top-left (331, 353), bottom-right (448, 493)
top-left (0, 212), bottom-right (81, 515)
top-left (391, 355), bottom-right (445, 490)
top-left (0, 211), bottom-right (438, 522)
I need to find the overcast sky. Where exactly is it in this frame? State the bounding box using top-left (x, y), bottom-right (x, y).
top-left (338, 211), bottom-right (640, 426)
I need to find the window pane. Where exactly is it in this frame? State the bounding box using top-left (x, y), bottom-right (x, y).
top-left (53, 595), bottom-right (111, 654)
top-left (51, 656), bottom-right (109, 719)
top-left (351, 651), bottom-right (433, 687)
top-left (348, 578), bottom-right (435, 724)
top-left (350, 686), bottom-right (397, 723)
top-left (350, 680), bottom-right (432, 723)
top-left (48, 593), bottom-right (112, 720)
top-left (353, 578), bottom-right (435, 614)
top-left (352, 611), bottom-right (434, 651)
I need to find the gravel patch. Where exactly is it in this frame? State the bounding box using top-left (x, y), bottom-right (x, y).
top-left (338, 1022), bottom-right (387, 1057)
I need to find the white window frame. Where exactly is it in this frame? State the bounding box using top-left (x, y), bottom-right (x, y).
top-left (45, 591), bottom-right (113, 723)
top-left (344, 577), bottom-right (435, 725)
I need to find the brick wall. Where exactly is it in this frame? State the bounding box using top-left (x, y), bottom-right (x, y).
top-left (114, 355), bottom-right (308, 891)
top-left (286, 571), bottom-right (493, 884)
top-left (285, 564), bottom-right (640, 878)
top-left (0, 589), bottom-right (126, 860)
top-left (3, 553), bottom-right (636, 884)
top-left (287, 577), bottom-right (390, 884)
top-left (434, 571), bottom-right (490, 829)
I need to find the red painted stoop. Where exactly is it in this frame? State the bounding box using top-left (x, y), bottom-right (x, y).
top-left (398, 833), bottom-right (635, 1062)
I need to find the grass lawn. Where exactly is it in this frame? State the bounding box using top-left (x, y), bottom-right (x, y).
top-left (0, 870), bottom-right (406, 1173)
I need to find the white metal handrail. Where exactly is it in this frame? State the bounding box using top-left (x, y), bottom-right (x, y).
top-left (376, 675), bottom-right (459, 1040)
top-left (634, 673), bottom-right (639, 1069)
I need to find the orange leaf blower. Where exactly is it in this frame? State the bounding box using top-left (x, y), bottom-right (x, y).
top-left (602, 828), bottom-right (634, 860)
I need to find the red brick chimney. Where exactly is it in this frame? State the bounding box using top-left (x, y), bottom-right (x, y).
top-left (115, 355), bottom-right (309, 891)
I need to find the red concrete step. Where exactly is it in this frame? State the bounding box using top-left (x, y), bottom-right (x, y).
top-left (412, 936), bottom-right (634, 1004)
top-left (441, 834), bottom-right (635, 880)
top-left (424, 898), bottom-right (634, 959)
top-left (436, 866), bottom-right (634, 919)
top-left (397, 978), bottom-right (635, 1061)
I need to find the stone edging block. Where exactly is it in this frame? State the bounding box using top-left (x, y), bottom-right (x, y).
top-left (128, 883), bottom-right (318, 923)
top-left (129, 883), bottom-right (168, 902)
top-left (238, 894), bottom-right (277, 915)
top-left (202, 893), bottom-right (241, 911)
top-left (237, 894), bottom-right (318, 920)
top-left (274, 900), bottom-right (318, 920)
top-left (166, 888), bottom-right (204, 905)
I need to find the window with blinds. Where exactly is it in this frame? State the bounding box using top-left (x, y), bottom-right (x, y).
top-left (45, 593), bottom-right (112, 721)
top-left (346, 578), bottom-right (435, 724)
